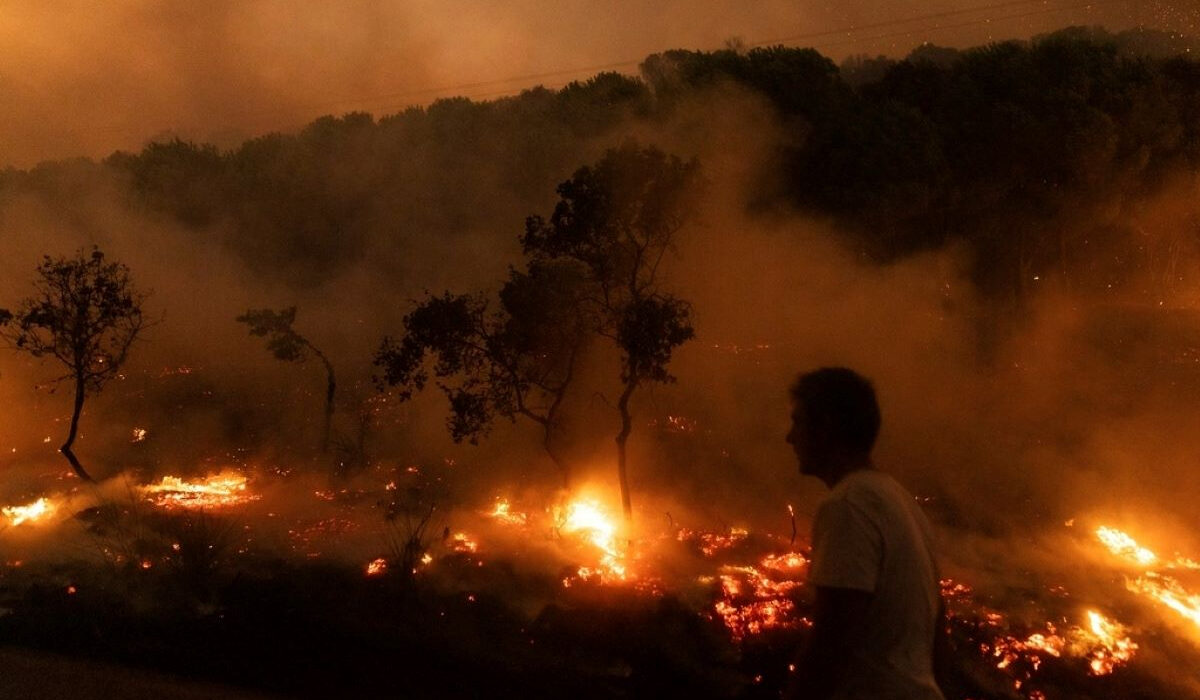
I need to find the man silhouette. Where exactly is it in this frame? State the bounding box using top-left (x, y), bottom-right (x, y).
top-left (785, 368), bottom-right (944, 699)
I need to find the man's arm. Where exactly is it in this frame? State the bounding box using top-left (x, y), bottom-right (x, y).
top-left (786, 585), bottom-right (873, 700)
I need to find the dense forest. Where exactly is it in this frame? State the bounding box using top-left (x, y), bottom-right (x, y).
top-left (5, 26), bottom-right (1200, 315)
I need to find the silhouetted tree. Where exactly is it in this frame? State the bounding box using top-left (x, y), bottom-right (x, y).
top-left (237, 307), bottom-right (336, 453)
top-left (523, 142), bottom-right (701, 520)
top-left (0, 247), bottom-right (148, 482)
top-left (374, 260), bottom-right (590, 488)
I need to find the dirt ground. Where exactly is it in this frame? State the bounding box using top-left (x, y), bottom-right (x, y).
top-left (0, 647), bottom-right (273, 700)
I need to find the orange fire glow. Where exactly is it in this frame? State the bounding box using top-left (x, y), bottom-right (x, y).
top-left (365, 558), bottom-right (387, 576)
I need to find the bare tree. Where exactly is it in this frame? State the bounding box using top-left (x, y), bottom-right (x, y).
top-left (0, 247), bottom-right (148, 482)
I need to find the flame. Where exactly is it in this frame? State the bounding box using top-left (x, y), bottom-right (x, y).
top-left (1094, 525), bottom-right (1200, 634)
top-left (141, 471), bottom-right (259, 509)
top-left (1128, 573), bottom-right (1200, 631)
top-left (487, 498), bottom-right (528, 526)
top-left (559, 498), bottom-right (626, 582)
top-left (1095, 526), bottom-right (1157, 566)
top-left (2, 497), bottom-right (55, 526)
top-left (365, 558), bottom-right (387, 576)
top-left (1080, 610), bottom-right (1138, 675)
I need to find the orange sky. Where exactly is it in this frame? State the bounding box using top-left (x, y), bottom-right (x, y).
top-left (0, 0), bottom-right (1186, 167)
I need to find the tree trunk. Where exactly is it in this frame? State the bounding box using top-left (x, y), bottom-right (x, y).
top-left (315, 351), bottom-right (336, 454)
top-left (615, 379), bottom-right (637, 522)
top-left (61, 375), bottom-right (93, 482)
top-left (544, 426), bottom-right (571, 491)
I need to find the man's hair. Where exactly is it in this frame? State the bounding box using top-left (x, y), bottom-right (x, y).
top-left (790, 367), bottom-right (881, 453)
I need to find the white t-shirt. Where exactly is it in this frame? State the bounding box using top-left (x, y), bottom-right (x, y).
top-left (808, 469), bottom-right (944, 700)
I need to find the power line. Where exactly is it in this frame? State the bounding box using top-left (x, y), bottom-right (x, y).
top-left (86, 0), bottom-right (1134, 142)
top-left (354, 0), bottom-right (1134, 117)
top-left (750, 0), bottom-right (1088, 47)
top-left (236, 0), bottom-right (1100, 119)
top-left (812, 0), bottom-right (1134, 52)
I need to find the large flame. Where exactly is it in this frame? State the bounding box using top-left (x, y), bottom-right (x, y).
top-left (559, 498), bottom-right (626, 582)
top-left (141, 471), bottom-right (259, 509)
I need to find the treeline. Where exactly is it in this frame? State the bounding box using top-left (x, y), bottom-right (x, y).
top-left (4, 26), bottom-right (1200, 303)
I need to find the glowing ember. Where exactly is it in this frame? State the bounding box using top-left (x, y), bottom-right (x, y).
top-left (2, 497), bottom-right (55, 527)
top-left (450, 533), bottom-right (478, 554)
top-left (141, 471), bottom-right (259, 509)
top-left (678, 526), bottom-right (749, 557)
top-left (365, 558), bottom-right (387, 576)
top-left (131, 427), bottom-right (147, 443)
top-left (760, 552), bottom-right (807, 572)
top-left (943, 578), bottom-right (1139, 695)
top-left (988, 611), bottom-right (1137, 682)
top-left (710, 562), bottom-right (805, 640)
top-left (1095, 526), bottom-right (1157, 566)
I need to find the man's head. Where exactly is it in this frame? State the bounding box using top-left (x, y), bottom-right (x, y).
top-left (786, 367), bottom-right (881, 485)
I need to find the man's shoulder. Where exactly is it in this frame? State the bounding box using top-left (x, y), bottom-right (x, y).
top-left (831, 469), bottom-right (898, 501)
top-left (827, 469), bottom-right (922, 523)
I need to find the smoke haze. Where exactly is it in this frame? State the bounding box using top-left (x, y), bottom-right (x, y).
top-left (1, 0), bottom-right (1187, 167)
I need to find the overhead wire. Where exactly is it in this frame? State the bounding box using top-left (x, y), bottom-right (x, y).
top-left (86, 0), bottom-right (1136, 143)
top-left (339, 0), bottom-right (1136, 115)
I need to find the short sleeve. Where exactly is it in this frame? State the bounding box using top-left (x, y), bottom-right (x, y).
top-left (808, 496), bottom-right (882, 592)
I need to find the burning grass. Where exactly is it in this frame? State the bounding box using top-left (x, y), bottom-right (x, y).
top-left (1, 461), bottom-right (1199, 698)
top-left (140, 471), bottom-right (260, 510)
top-left (1093, 525), bottom-right (1200, 635)
top-left (2, 497), bottom-right (56, 527)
